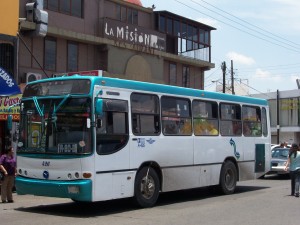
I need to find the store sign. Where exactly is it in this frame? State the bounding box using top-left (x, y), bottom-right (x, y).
top-left (0, 94), bottom-right (21, 121)
top-left (280, 99), bottom-right (299, 110)
top-left (103, 18), bottom-right (166, 52)
top-left (0, 0), bottom-right (19, 36)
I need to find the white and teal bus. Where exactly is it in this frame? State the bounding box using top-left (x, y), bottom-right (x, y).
top-left (14, 75), bottom-right (270, 207)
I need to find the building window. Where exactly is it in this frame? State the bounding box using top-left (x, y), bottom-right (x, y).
top-left (44, 38), bottom-right (56, 71)
top-left (44, 0), bottom-right (83, 18)
top-left (167, 18), bottom-right (173, 34)
top-left (116, 4), bottom-right (138, 25)
top-left (156, 13), bottom-right (212, 62)
top-left (159, 15), bottom-right (166, 32)
top-left (67, 42), bottom-right (78, 72)
top-left (182, 66), bottom-right (190, 87)
top-left (60, 0), bottom-right (71, 14)
top-left (169, 63), bottom-right (177, 86)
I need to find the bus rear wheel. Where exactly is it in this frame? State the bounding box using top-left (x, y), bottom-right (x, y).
top-left (219, 160), bottom-right (237, 194)
top-left (134, 167), bottom-right (160, 208)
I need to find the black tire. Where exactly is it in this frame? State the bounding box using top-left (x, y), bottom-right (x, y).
top-left (134, 167), bottom-right (160, 208)
top-left (219, 160), bottom-right (237, 194)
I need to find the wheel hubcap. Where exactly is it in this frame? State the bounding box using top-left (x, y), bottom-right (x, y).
top-left (225, 169), bottom-right (234, 187)
top-left (141, 175), bottom-right (155, 199)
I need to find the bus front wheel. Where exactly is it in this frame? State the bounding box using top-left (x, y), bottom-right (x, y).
top-left (134, 167), bottom-right (160, 208)
top-left (219, 160), bottom-right (237, 194)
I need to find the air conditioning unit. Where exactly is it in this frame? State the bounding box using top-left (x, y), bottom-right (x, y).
top-left (26, 72), bottom-right (42, 83)
top-left (52, 73), bottom-right (67, 78)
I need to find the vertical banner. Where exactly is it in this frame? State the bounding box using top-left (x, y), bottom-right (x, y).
top-left (0, 67), bottom-right (21, 96)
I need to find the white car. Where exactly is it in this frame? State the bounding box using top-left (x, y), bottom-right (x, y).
top-left (269, 148), bottom-right (290, 175)
top-left (271, 144), bottom-right (291, 150)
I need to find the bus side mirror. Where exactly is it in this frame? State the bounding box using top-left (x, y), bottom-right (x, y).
top-left (7, 115), bottom-right (13, 130)
top-left (95, 99), bottom-right (103, 116)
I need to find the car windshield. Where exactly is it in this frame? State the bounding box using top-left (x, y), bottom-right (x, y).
top-left (271, 148), bottom-right (289, 159)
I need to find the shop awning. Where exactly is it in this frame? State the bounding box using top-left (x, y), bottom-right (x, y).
top-left (0, 66), bottom-right (21, 96)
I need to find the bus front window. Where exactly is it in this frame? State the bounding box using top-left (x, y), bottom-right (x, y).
top-left (18, 98), bottom-right (92, 154)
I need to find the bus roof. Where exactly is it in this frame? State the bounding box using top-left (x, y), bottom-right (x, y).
top-left (36, 75), bottom-right (268, 106)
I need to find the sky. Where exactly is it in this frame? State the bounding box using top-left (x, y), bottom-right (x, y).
top-left (141, 0), bottom-right (300, 94)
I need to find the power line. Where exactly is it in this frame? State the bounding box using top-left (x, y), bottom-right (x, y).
top-left (173, 0), bottom-right (300, 53)
top-left (195, 0), bottom-right (300, 49)
top-left (235, 63), bottom-right (300, 72)
top-left (237, 79), bottom-right (273, 97)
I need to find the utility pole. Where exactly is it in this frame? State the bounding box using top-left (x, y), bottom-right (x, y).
top-left (277, 90), bottom-right (280, 144)
top-left (231, 60), bottom-right (235, 95)
top-left (221, 61), bottom-right (226, 93)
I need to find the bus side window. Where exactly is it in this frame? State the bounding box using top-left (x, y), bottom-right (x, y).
top-left (220, 103), bottom-right (242, 136)
top-left (262, 107), bottom-right (268, 136)
top-left (161, 96), bottom-right (192, 136)
top-left (193, 100), bottom-right (219, 136)
top-left (131, 93), bottom-right (160, 135)
top-left (242, 105), bottom-right (262, 136)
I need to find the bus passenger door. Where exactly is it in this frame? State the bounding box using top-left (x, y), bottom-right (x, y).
top-left (94, 99), bottom-right (132, 201)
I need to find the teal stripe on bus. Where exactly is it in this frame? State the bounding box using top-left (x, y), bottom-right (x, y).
top-left (94, 77), bottom-right (268, 106)
top-left (42, 76), bottom-right (268, 106)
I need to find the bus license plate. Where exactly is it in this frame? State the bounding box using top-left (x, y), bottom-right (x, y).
top-left (58, 143), bottom-right (78, 153)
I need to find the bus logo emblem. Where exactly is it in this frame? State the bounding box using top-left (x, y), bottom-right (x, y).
top-left (146, 138), bottom-right (155, 144)
top-left (43, 171), bottom-right (49, 179)
top-left (230, 138), bottom-right (240, 159)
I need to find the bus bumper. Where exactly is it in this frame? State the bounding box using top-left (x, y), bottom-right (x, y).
top-left (15, 176), bottom-right (92, 202)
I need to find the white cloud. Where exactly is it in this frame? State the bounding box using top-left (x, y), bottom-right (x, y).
top-left (196, 18), bottom-right (218, 28)
top-left (226, 52), bottom-right (255, 65)
top-left (254, 68), bottom-right (272, 79)
top-left (254, 69), bottom-right (283, 82)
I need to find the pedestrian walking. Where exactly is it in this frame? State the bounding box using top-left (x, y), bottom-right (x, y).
top-left (285, 143), bottom-right (300, 197)
top-left (0, 146), bottom-right (17, 203)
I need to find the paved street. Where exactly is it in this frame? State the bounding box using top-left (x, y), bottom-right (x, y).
top-left (0, 175), bottom-right (297, 225)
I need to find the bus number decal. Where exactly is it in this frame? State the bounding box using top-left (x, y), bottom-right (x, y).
top-left (137, 138), bottom-right (156, 148)
top-left (42, 161), bottom-right (50, 166)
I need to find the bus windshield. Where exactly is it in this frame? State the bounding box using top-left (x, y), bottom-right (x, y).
top-left (17, 97), bottom-right (92, 154)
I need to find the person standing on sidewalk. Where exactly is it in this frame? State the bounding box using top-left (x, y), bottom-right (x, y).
top-left (0, 146), bottom-right (17, 203)
top-left (285, 143), bottom-right (300, 197)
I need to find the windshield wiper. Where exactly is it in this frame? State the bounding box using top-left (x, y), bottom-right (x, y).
top-left (51, 94), bottom-right (71, 129)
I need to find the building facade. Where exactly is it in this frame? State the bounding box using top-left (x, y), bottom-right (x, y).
top-left (0, 0), bottom-right (215, 153)
top-left (18, 0), bottom-right (215, 87)
top-left (251, 89), bottom-right (300, 145)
